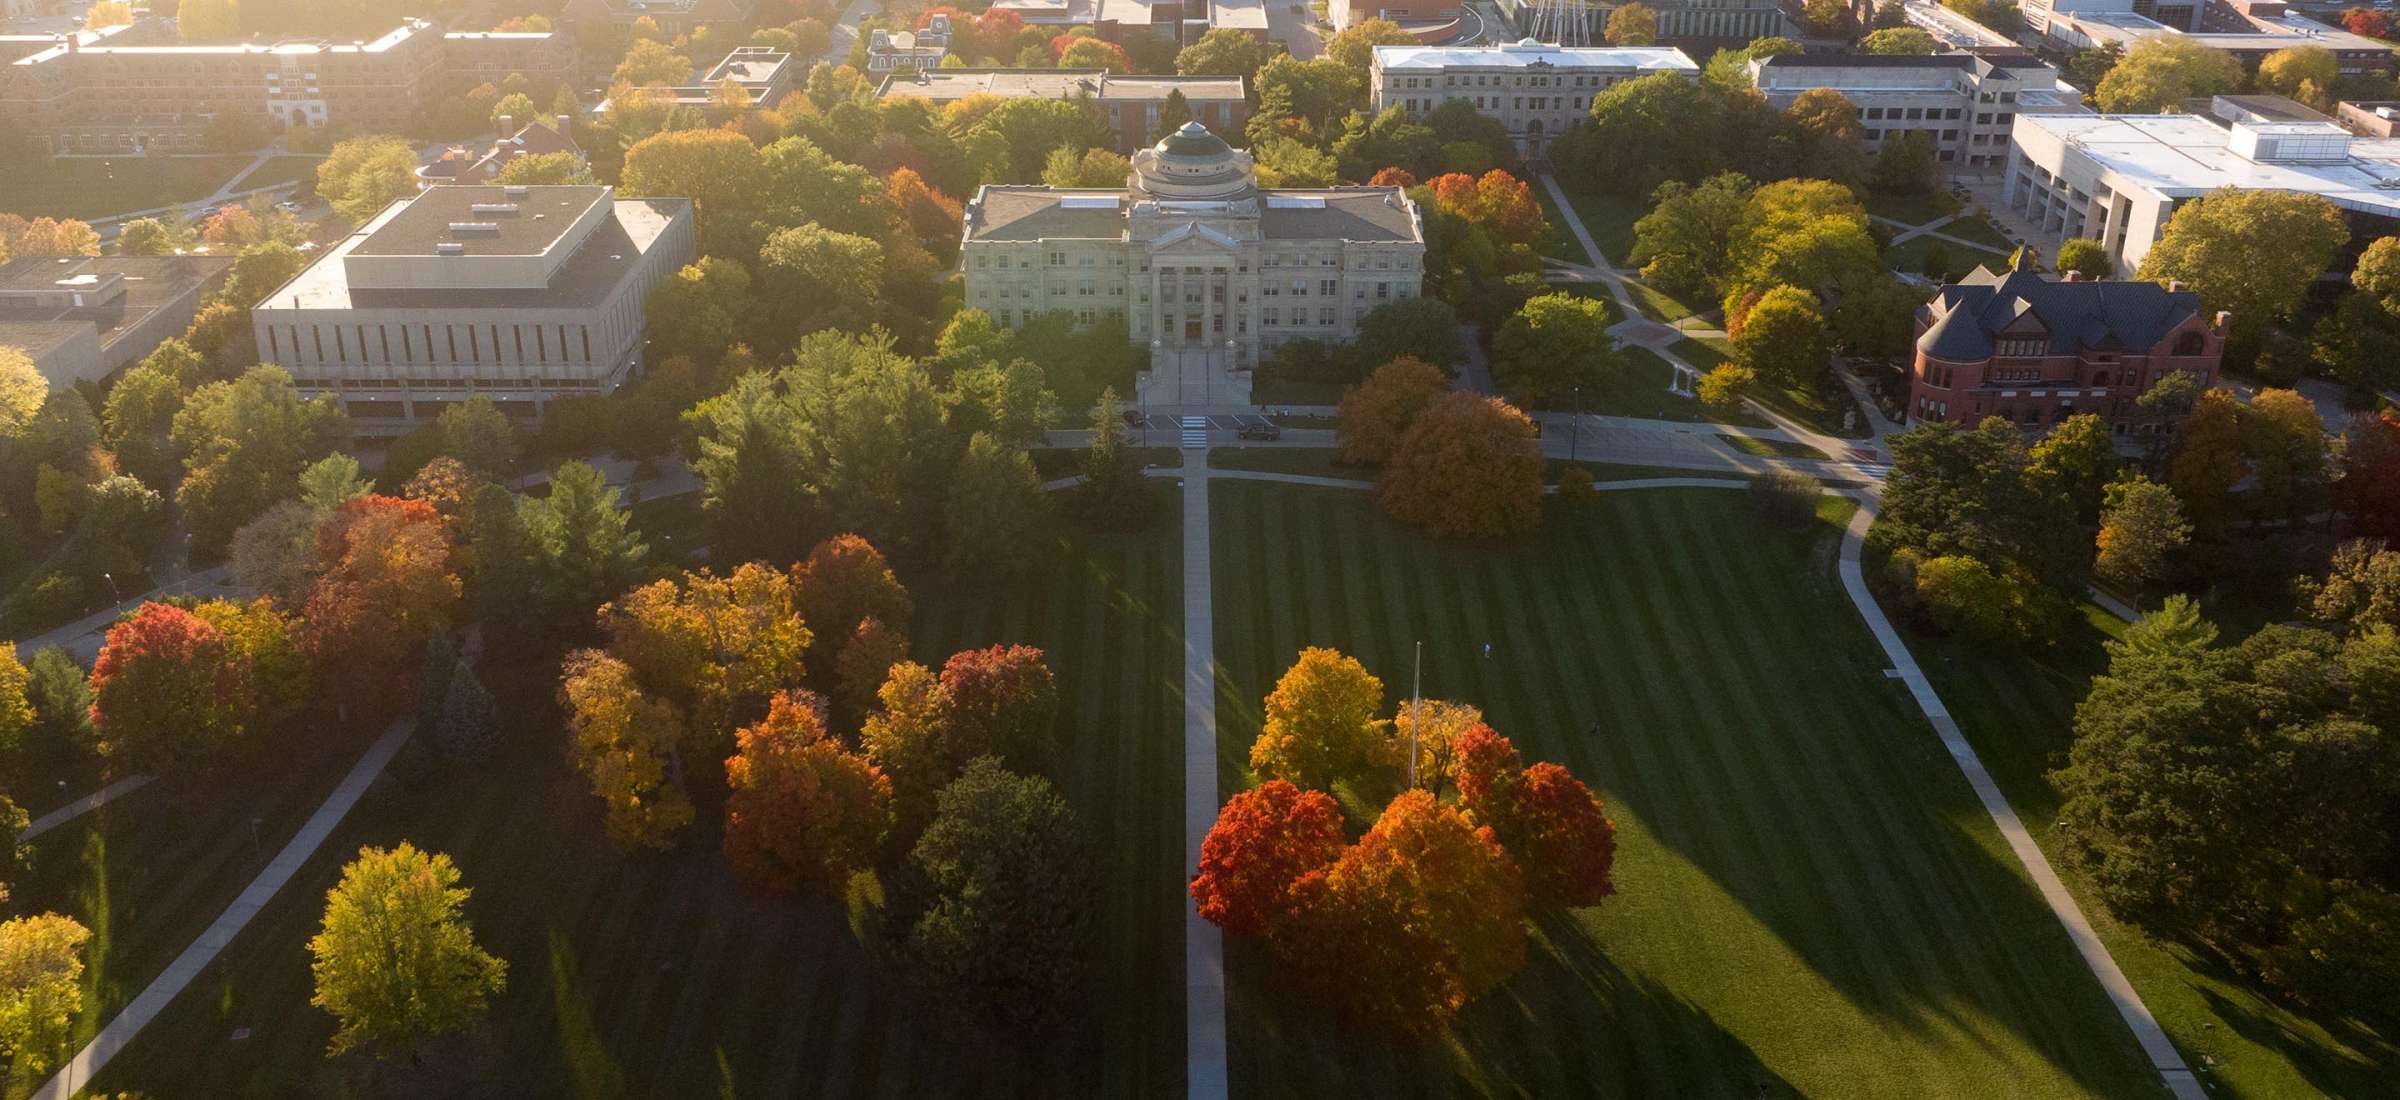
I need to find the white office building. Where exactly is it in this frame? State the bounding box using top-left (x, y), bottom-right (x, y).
top-left (1749, 52), bottom-right (2085, 172)
top-left (1370, 40), bottom-right (1699, 155)
top-left (2005, 106), bottom-right (2400, 273)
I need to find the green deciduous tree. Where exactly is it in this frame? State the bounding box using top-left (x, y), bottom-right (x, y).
top-left (1176, 27), bottom-right (1267, 83)
top-left (945, 432), bottom-right (1046, 582)
top-left (314, 136), bottom-right (421, 222)
top-left (171, 365), bottom-right (346, 555)
top-left (1605, 2), bottom-right (1658, 44)
top-left (1491, 292), bottom-right (1620, 409)
top-left (0, 913), bottom-right (90, 1074)
top-left (1860, 26), bottom-right (1937, 53)
top-left (1732, 285), bottom-right (1829, 387)
top-left (2137, 188), bottom-right (2347, 357)
top-left (308, 843), bottom-right (506, 1057)
top-left (904, 758), bottom-right (1093, 1032)
top-left (2095, 473), bottom-right (2189, 593)
top-left (2094, 35), bottom-right (2245, 111)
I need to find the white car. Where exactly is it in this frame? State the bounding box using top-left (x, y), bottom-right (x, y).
top-left (273, 200), bottom-right (304, 215)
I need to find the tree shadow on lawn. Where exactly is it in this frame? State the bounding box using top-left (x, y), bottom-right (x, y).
top-left (1575, 498), bottom-right (2161, 1096)
top-left (1225, 915), bottom-right (1800, 1098)
top-left (2182, 948), bottom-right (2400, 1100)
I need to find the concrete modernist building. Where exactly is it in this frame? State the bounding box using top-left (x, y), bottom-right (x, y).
top-left (596, 45), bottom-right (796, 115)
top-left (250, 185), bottom-right (694, 431)
top-left (2033, 7), bottom-right (2396, 78)
top-left (0, 255), bottom-right (233, 388)
top-left (985, 0), bottom-right (1269, 44)
top-left (2006, 105), bottom-right (2400, 273)
top-left (878, 69), bottom-right (1248, 153)
top-left (1329, 0), bottom-right (1466, 35)
top-left (961, 122), bottom-right (1425, 404)
top-left (1910, 252), bottom-right (2224, 433)
top-left (0, 18), bottom-right (571, 154)
top-left (1371, 40), bottom-right (1699, 155)
top-left (1748, 51), bottom-right (2084, 171)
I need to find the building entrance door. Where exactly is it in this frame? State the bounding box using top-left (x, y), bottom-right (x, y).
top-left (1183, 318), bottom-right (1202, 341)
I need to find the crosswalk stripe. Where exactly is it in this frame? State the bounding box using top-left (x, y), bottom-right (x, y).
top-left (1180, 416), bottom-right (1208, 449)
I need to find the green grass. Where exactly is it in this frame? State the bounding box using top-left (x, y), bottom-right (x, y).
top-left (1886, 234), bottom-right (2002, 283)
top-left (1904, 602), bottom-right (2400, 1099)
top-left (1584, 349), bottom-right (1721, 425)
top-left (1864, 189), bottom-right (1961, 227)
top-left (1661, 337), bottom-right (1865, 438)
top-left (1939, 214), bottom-right (2014, 252)
top-left (7, 715), bottom-right (391, 1099)
top-left (0, 156), bottom-right (259, 221)
top-left (1670, 336), bottom-right (1729, 370)
top-left (1533, 181), bottom-right (1588, 264)
top-left (1624, 277), bottom-right (1702, 324)
top-left (1252, 377), bottom-right (1351, 405)
top-left (1029, 446), bottom-right (1181, 480)
top-left (1718, 433), bottom-right (1828, 460)
top-left (1211, 482), bottom-right (2164, 1098)
top-left (1562, 188), bottom-right (1645, 266)
top-left (226, 155), bottom-right (324, 196)
top-left (1209, 448), bottom-right (1374, 479)
top-left (80, 491), bottom-right (1191, 1097)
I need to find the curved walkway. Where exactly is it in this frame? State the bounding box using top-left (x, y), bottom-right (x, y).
top-left (1183, 467), bottom-right (2204, 1100)
top-left (30, 717), bottom-right (415, 1100)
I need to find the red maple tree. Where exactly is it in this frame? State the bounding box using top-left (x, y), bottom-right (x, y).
top-left (1190, 780), bottom-right (1348, 936)
top-left (724, 690), bottom-right (893, 894)
top-left (940, 644), bottom-right (1058, 771)
top-left (89, 602), bottom-right (248, 770)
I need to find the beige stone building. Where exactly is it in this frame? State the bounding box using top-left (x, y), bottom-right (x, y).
top-left (1370, 40), bottom-right (1698, 155)
top-left (250, 185), bottom-right (693, 433)
top-left (961, 123), bottom-right (1426, 404)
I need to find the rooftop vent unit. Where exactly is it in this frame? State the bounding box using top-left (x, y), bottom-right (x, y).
top-left (447, 221), bottom-right (501, 236)
top-left (502, 185), bottom-right (530, 198)
top-left (1060, 195), bottom-right (1120, 209)
top-left (436, 242), bottom-right (466, 255)
top-left (469, 202), bottom-right (520, 215)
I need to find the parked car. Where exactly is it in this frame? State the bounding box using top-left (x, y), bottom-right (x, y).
top-left (273, 200), bottom-right (304, 214)
top-left (1121, 409), bottom-right (1146, 429)
top-left (1238, 422), bottom-right (1282, 441)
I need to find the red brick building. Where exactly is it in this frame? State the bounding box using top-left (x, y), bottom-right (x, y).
top-left (1909, 254), bottom-right (2226, 436)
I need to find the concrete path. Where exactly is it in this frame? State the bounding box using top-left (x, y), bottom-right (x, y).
top-left (823, 0), bottom-right (880, 63)
top-left (5, 566), bottom-right (239, 665)
top-left (22, 775), bottom-right (155, 841)
top-left (1829, 499), bottom-right (2206, 1100)
top-left (31, 716), bottom-right (415, 1100)
top-left (1536, 173), bottom-right (1705, 395)
top-left (1870, 212), bottom-right (2009, 256)
top-left (1175, 448), bottom-right (1229, 1100)
top-left (1193, 468), bottom-right (2206, 1100)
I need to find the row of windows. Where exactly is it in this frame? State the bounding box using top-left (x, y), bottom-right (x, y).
top-left (1863, 106), bottom-right (1962, 121)
top-left (294, 376), bottom-right (603, 391)
top-left (1387, 72), bottom-right (1621, 91)
top-left (269, 321), bottom-right (596, 367)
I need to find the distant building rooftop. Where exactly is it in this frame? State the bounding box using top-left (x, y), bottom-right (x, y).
top-left (1374, 40), bottom-right (1700, 72)
top-left (259, 192), bottom-right (691, 311)
top-left (2017, 112), bottom-right (2400, 217)
top-left (877, 67), bottom-right (1245, 103)
top-left (0, 254), bottom-right (234, 366)
top-left (352, 185), bottom-right (607, 259)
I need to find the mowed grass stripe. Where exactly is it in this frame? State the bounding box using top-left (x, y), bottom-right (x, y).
top-left (83, 493), bottom-right (1187, 1098)
top-left (1214, 484), bottom-right (2162, 1099)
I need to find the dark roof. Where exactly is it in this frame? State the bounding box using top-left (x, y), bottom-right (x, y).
top-left (351, 185), bottom-right (606, 257)
top-left (0, 255), bottom-right (233, 347)
top-left (1757, 53), bottom-right (1978, 70)
top-left (1159, 121), bottom-right (1233, 160)
top-left (1918, 254), bottom-right (2203, 360)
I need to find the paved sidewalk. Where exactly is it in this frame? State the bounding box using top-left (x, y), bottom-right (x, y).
top-left (1831, 500), bottom-right (2205, 1100)
top-left (1535, 173), bottom-right (1705, 394)
top-left (6, 566), bottom-right (240, 664)
top-left (31, 716), bottom-right (415, 1100)
top-left (1176, 449), bottom-right (1229, 1100)
top-left (22, 775), bottom-right (155, 841)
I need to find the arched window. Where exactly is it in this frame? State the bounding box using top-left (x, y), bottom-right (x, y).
top-left (2173, 332), bottom-right (2205, 356)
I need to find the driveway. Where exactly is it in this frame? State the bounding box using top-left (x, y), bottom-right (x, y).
top-left (1266, 0), bottom-right (1323, 60)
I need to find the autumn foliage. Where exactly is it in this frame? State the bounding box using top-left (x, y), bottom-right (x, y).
top-left (89, 602), bottom-right (247, 770)
top-left (886, 168), bottom-right (964, 257)
top-left (302, 495), bottom-right (459, 689)
top-left (1335, 356), bottom-right (1448, 466)
top-left (561, 649), bottom-right (693, 850)
top-left (1374, 393), bottom-right (1545, 539)
top-left (2344, 6), bottom-right (2389, 37)
top-left (723, 690), bottom-right (894, 894)
top-left (793, 534), bottom-right (913, 687)
top-left (1427, 170), bottom-right (1545, 250)
top-left (1455, 726), bottom-right (1618, 908)
top-left (1367, 167), bottom-right (1419, 188)
top-left (1190, 780), bottom-right (1347, 936)
top-left (940, 643), bottom-right (1060, 772)
top-left (1248, 647), bottom-right (1384, 790)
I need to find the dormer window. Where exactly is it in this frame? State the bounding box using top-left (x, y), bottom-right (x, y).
top-left (1997, 337), bottom-right (2044, 357)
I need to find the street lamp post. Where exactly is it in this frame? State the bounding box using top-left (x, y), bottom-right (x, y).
top-left (100, 571), bottom-right (122, 605)
top-left (1572, 385), bottom-right (1582, 463)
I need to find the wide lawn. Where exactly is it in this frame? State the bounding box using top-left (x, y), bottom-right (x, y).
top-left (1533, 180), bottom-right (1644, 266)
top-left (1885, 233), bottom-right (2005, 283)
top-left (226, 155), bottom-right (325, 196)
top-left (1909, 605), bottom-right (2400, 1099)
top-left (1209, 482), bottom-right (2166, 1098)
top-left (79, 490), bottom-right (1190, 1098)
top-left (0, 156), bottom-right (257, 221)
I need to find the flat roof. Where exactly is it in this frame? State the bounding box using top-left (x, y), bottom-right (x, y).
top-left (257, 198), bottom-right (689, 311)
top-left (966, 186), bottom-right (1420, 243)
top-left (2058, 9), bottom-right (2391, 50)
top-left (351, 186), bottom-right (609, 258)
top-left (14, 18), bottom-right (430, 64)
top-left (1374, 42), bottom-right (1699, 72)
top-left (2021, 112), bottom-right (2400, 216)
top-left (876, 68), bottom-right (1243, 101)
top-left (0, 255), bottom-right (233, 349)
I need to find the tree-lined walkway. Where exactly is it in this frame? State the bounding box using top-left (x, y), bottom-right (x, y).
top-left (1536, 173), bottom-right (1707, 394)
top-left (29, 716), bottom-right (416, 1100)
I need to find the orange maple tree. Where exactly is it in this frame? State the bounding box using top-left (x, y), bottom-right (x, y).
top-left (1374, 392), bottom-right (1544, 539)
top-left (89, 602), bottom-right (248, 770)
top-left (723, 690), bottom-right (894, 894)
top-left (1335, 356), bottom-right (1448, 466)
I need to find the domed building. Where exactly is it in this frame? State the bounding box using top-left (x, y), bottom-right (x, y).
top-left (961, 122), bottom-right (1427, 404)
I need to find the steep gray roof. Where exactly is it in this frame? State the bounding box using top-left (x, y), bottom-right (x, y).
top-left (1918, 256), bottom-right (2202, 360)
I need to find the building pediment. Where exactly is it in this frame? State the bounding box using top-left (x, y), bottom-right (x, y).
top-left (1145, 221), bottom-right (1241, 252)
